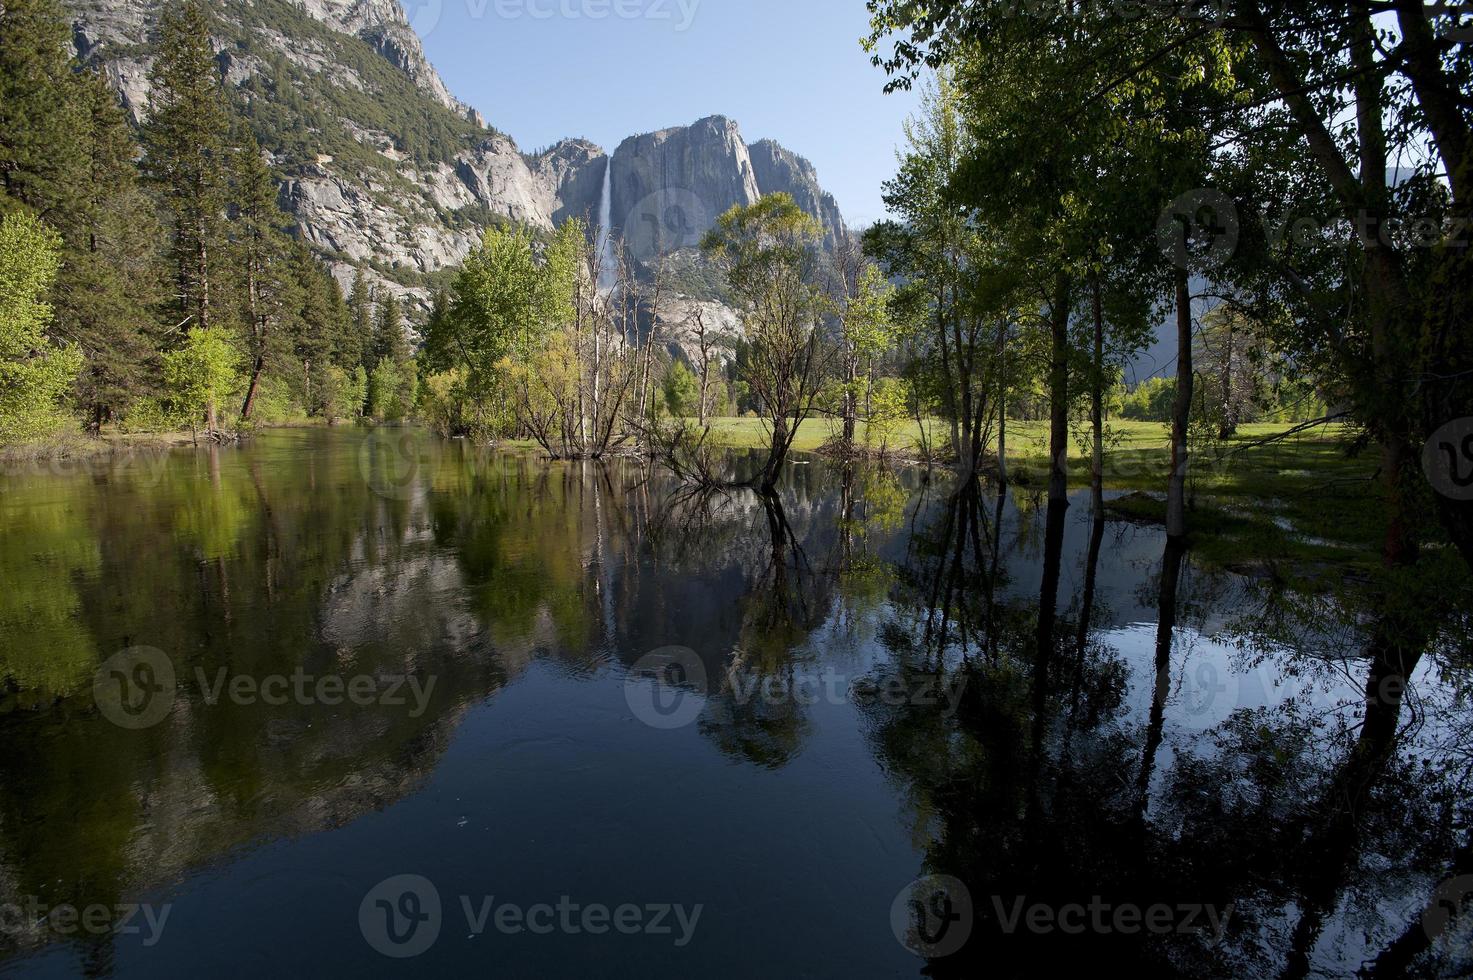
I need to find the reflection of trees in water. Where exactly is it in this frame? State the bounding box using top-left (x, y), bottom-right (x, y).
top-left (1, 437), bottom-right (1469, 975)
top-left (0, 436), bottom-right (899, 951)
top-left (0, 435), bottom-right (514, 967)
top-left (694, 490), bottom-right (833, 769)
top-left (651, 464), bottom-right (912, 768)
top-left (859, 480), bottom-right (1473, 979)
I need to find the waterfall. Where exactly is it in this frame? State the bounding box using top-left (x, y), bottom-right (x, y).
top-left (595, 156), bottom-right (617, 293)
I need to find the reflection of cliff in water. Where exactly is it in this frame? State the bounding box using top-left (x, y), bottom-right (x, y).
top-left (0, 440), bottom-right (910, 966)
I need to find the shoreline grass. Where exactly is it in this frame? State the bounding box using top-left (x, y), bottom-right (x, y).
top-left (6, 415), bottom-right (1414, 580)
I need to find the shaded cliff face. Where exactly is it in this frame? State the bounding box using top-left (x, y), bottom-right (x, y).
top-left (61, 3), bottom-right (847, 311)
top-left (609, 115), bottom-right (848, 267)
top-left (609, 115), bottom-right (759, 264)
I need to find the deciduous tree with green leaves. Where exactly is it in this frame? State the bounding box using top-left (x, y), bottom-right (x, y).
top-left (702, 193), bottom-right (832, 491)
top-left (831, 239), bottom-right (896, 449)
top-left (161, 326), bottom-right (239, 439)
top-left (0, 213), bottom-right (82, 445)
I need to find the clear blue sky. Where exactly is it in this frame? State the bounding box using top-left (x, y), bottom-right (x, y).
top-left (401, 0), bottom-right (920, 228)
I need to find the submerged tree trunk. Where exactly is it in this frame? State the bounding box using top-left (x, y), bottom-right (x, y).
top-left (1167, 270), bottom-right (1193, 539)
top-left (1139, 535), bottom-right (1187, 807)
top-left (760, 416), bottom-right (790, 493)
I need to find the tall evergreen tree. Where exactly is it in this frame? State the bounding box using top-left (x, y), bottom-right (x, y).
top-left (372, 290), bottom-right (408, 368)
top-left (1, 0), bottom-right (162, 428)
top-left (342, 267), bottom-right (373, 370)
top-left (369, 288), bottom-right (417, 418)
top-left (231, 126), bottom-right (291, 423)
top-left (61, 72), bottom-right (166, 428)
top-left (143, 0), bottom-right (230, 334)
top-left (0, 0), bottom-right (87, 224)
top-left (289, 241), bottom-right (342, 415)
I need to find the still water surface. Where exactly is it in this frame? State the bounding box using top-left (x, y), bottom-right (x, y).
top-left (0, 429), bottom-right (1468, 978)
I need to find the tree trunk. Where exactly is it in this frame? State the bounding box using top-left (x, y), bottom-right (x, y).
top-left (1167, 269), bottom-right (1193, 539)
top-left (239, 263), bottom-right (263, 424)
top-left (240, 355), bottom-right (264, 423)
top-left (996, 317), bottom-right (1009, 485)
top-left (842, 353), bottom-right (858, 446)
top-left (1047, 272), bottom-right (1072, 507)
top-left (1218, 315), bottom-right (1237, 440)
top-left (761, 416), bottom-right (789, 492)
top-left (698, 353), bottom-right (710, 426)
top-left (1091, 277), bottom-right (1105, 514)
top-left (197, 226), bottom-right (210, 333)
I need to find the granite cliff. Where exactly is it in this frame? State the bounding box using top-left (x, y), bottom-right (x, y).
top-left (61, 0), bottom-right (849, 317)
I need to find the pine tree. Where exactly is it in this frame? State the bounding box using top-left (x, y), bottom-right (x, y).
top-left (143, 0), bottom-right (231, 335)
top-left (289, 241), bottom-right (339, 415)
top-left (231, 126), bottom-right (291, 423)
top-left (347, 268), bottom-right (374, 369)
top-left (370, 289), bottom-right (416, 417)
top-left (372, 291), bottom-right (408, 368)
top-left (1, 0), bottom-right (162, 428)
top-left (60, 72), bottom-right (166, 428)
top-left (320, 272), bottom-right (355, 384)
top-left (420, 288), bottom-right (453, 373)
top-left (0, 0), bottom-right (88, 225)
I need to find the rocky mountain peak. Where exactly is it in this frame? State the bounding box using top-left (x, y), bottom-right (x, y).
top-left (607, 115), bottom-right (847, 264)
top-left (61, 1), bottom-right (849, 314)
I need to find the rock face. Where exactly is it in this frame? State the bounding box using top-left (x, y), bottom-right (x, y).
top-left (60, 2), bottom-right (848, 315)
top-left (609, 116), bottom-right (848, 265)
top-left (748, 139), bottom-right (847, 250)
